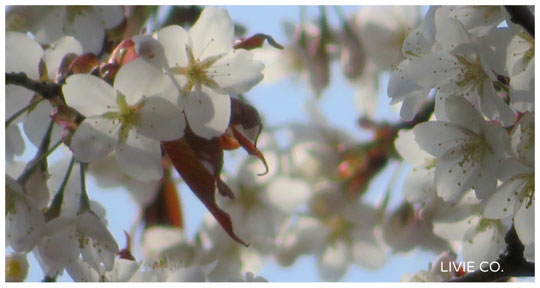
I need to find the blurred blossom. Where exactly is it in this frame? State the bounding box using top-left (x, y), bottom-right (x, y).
top-left (276, 187), bottom-right (386, 281)
top-left (353, 6), bottom-right (422, 71)
top-left (7, 6), bottom-right (124, 54)
top-left (6, 253), bottom-right (30, 282)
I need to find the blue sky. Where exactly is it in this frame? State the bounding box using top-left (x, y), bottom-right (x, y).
top-left (13, 5), bottom-right (444, 282)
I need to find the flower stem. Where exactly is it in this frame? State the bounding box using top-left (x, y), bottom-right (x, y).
top-left (5, 98), bottom-right (45, 128)
top-left (78, 163), bottom-right (91, 213)
top-left (44, 156), bottom-right (76, 221)
top-left (17, 120), bottom-right (59, 184)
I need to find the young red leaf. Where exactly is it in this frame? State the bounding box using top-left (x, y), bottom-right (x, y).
top-left (234, 33), bottom-right (284, 50)
top-left (143, 163), bottom-right (183, 229)
top-left (162, 137), bottom-right (248, 246)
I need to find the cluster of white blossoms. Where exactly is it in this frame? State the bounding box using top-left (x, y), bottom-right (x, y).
top-left (390, 6), bottom-right (534, 280)
top-left (4, 5), bottom-right (534, 283)
top-left (5, 6), bottom-right (266, 282)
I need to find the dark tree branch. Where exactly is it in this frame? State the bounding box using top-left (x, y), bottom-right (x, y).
top-left (505, 6), bottom-right (535, 38)
top-left (6, 72), bottom-right (62, 100)
top-left (449, 225), bottom-right (534, 282)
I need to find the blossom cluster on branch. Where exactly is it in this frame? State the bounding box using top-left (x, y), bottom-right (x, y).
top-left (4, 5), bottom-right (534, 282)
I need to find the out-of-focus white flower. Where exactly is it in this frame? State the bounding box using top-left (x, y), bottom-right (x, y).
top-left (34, 209), bottom-right (119, 278)
top-left (484, 112), bottom-right (534, 246)
top-left (276, 187), bottom-right (386, 281)
top-left (196, 213), bottom-right (265, 282)
top-left (382, 203), bottom-right (449, 253)
top-left (252, 21), bottom-right (334, 98)
top-left (88, 155), bottom-right (160, 207)
top-left (63, 58), bottom-right (185, 181)
top-left (431, 191), bottom-right (507, 270)
top-left (401, 251), bottom-right (458, 281)
top-left (414, 96), bottom-right (508, 202)
top-left (150, 7), bottom-right (264, 139)
top-left (444, 6), bottom-right (504, 37)
top-left (6, 175), bottom-right (46, 253)
top-left (141, 227), bottom-right (195, 266)
top-left (354, 6), bottom-right (422, 71)
top-left (7, 6), bottom-right (124, 54)
top-left (5, 253), bottom-right (30, 282)
top-left (6, 32), bottom-right (82, 159)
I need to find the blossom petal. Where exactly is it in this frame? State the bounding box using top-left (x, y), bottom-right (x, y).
top-left (484, 179), bottom-right (520, 219)
top-left (36, 217), bottom-right (79, 273)
top-left (6, 31), bottom-right (43, 78)
top-left (211, 49), bottom-right (264, 94)
top-left (189, 7), bottom-right (234, 59)
top-left (44, 36), bottom-right (83, 80)
top-left (77, 211), bottom-right (119, 272)
top-left (157, 25), bottom-right (190, 68)
top-left (34, 7), bottom-right (66, 45)
top-left (115, 133), bottom-right (163, 181)
top-left (63, 74), bottom-right (116, 116)
top-left (462, 221), bottom-right (505, 270)
top-left (434, 149), bottom-right (480, 202)
top-left (317, 240), bottom-right (349, 281)
top-left (351, 233), bottom-right (386, 269)
top-left (264, 177), bottom-right (311, 213)
top-left (23, 100), bottom-right (63, 148)
top-left (114, 58), bottom-right (170, 104)
top-left (514, 201), bottom-right (534, 246)
top-left (70, 118), bottom-right (117, 163)
top-left (6, 85), bottom-right (34, 122)
top-left (136, 96), bottom-right (185, 141)
top-left (6, 178), bottom-right (46, 252)
top-left (93, 6), bottom-right (124, 29)
top-left (70, 11), bottom-right (105, 54)
top-left (444, 96), bottom-right (485, 134)
top-left (414, 121), bottom-right (468, 157)
top-left (6, 125), bottom-right (25, 161)
top-left (184, 88), bottom-right (231, 139)
top-left (394, 129), bottom-right (433, 166)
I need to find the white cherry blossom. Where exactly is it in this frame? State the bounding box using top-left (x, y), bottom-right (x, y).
top-left (414, 96), bottom-right (508, 202)
top-left (354, 6), bottom-right (422, 71)
top-left (63, 58), bottom-right (185, 181)
top-left (6, 176), bottom-right (46, 253)
top-left (34, 208), bottom-right (119, 278)
top-left (431, 191), bottom-right (507, 271)
top-left (8, 6), bottom-right (124, 54)
top-left (6, 32), bottom-right (82, 156)
top-left (276, 187), bottom-right (386, 281)
top-left (153, 7), bottom-right (264, 139)
top-left (484, 112), bottom-right (534, 245)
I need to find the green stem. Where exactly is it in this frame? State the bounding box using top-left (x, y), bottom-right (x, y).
top-left (5, 98), bottom-right (45, 128)
top-left (44, 156), bottom-right (76, 221)
top-left (78, 163), bottom-right (91, 213)
top-left (17, 119), bottom-right (56, 184)
top-left (17, 139), bottom-right (63, 184)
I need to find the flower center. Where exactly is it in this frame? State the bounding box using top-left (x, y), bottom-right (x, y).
top-left (101, 92), bottom-right (145, 143)
top-left (457, 135), bottom-right (490, 169)
top-left (456, 55), bottom-right (487, 93)
top-left (170, 45), bottom-right (224, 96)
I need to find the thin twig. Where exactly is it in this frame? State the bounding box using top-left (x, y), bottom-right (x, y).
top-left (6, 72), bottom-right (63, 100)
top-left (448, 225), bottom-right (534, 282)
top-left (504, 6), bottom-right (535, 38)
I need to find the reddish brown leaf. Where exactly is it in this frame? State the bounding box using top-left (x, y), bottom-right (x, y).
top-left (108, 39), bottom-right (139, 65)
top-left (143, 164), bottom-right (183, 229)
top-left (162, 138), bottom-right (248, 246)
top-left (234, 33), bottom-right (284, 50)
top-left (68, 53), bottom-right (100, 74)
top-left (227, 98), bottom-right (268, 175)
